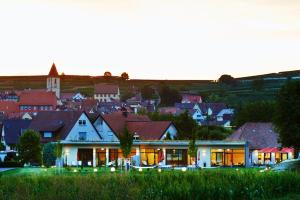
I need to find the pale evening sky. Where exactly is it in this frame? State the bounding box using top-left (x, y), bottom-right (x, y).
top-left (0, 0), bottom-right (299, 80)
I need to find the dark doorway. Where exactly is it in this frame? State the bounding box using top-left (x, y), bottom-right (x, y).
top-left (77, 149), bottom-right (93, 166)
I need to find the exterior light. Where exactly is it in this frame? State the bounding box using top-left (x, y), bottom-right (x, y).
top-left (111, 167), bottom-right (116, 172)
top-left (73, 169), bottom-right (77, 172)
top-left (94, 168), bottom-right (98, 172)
top-left (139, 168), bottom-right (143, 172)
top-left (157, 148), bottom-right (161, 151)
top-left (181, 167), bottom-right (187, 172)
top-left (158, 168), bottom-right (162, 173)
top-left (226, 149), bottom-right (230, 151)
top-left (101, 148), bottom-right (104, 151)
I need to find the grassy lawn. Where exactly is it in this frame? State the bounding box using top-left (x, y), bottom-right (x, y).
top-left (0, 167), bottom-right (299, 199)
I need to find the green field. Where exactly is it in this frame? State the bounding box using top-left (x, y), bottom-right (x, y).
top-left (0, 167), bottom-right (299, 200)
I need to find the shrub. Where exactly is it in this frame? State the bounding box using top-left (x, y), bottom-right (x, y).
top-left (43, 143), bottom-right (56, 167)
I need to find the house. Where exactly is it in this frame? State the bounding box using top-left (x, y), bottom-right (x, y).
top-left (0, 91), bottom-right (19, 102)
top-left (227, 122), bottom-right (294, 165)
top-left (94, 83), bottom-right (120, 102)
top-left (1, 119), bottom-right (31, 150)
top-left (181, 94), bottom-right (202, 104)
top-left (19, 91), bottom-right (58, 114)
top-left (47, 63), bottom-right (61, 99)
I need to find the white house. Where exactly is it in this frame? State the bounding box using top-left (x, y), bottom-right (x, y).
top-left (94, 84), bottom-right (120, 102)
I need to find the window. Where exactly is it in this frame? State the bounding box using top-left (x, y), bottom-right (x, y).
top-left (44, 132), bottom-right (52, 138)
top-left (79, 120), bottom-right (86, 126)
top-left (78, 132), bottom-right (87, 141)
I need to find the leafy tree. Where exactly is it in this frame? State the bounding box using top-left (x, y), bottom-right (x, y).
top-left (54, 142), bottom-right (63, 158)
top-left (121, 90), bottom-right (134, 102)
top-left (43, 143), bottom-right (56, 167)
top-left (18, 130), bottom-right (42, 165)
top-left (196, 126), bottom-right (232, 140)
top-left (233, 101), bottom-right (276, 128)
top-left (218, 74), bottom-right (236, 86)
top-left (104, 71), bottom-right (112, 81)
top-left (188, 130), bottom-right (197, 164)
top-left (158, 84), bottom-right (182, 106)
top-left (141, 85), bottom-right (155, 100)
top-left (119, 127), bottom-right (134, 170)
top-left (274, 81), bottom-right (300, 157)
top-left (0, 142), bottom-right (5, 151)
top-left (104, 71), bottom-right (112, 77)
top-left (174, 111), bottom-right (198, 139)
top-left (121, 72), bottom-right (129, 81)
top-left (252, 79), bottom-right (264, 91)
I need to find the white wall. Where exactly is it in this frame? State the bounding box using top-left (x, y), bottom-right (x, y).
top-left (65, 113), bottom-right (102, 142)
top-left (93, 117), bottom-right (119, 142)
top-left (160, 124), bottom-right (178, 140)
top-left (197, 147), bottom-right (211, 167)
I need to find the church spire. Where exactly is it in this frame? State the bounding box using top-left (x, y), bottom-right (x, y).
top-left (48, 63), bottom-right (59, 77)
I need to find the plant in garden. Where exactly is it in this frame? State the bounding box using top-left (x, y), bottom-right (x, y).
top-left (18, 130), bottom-right (42, 166)
top-left (43, 143), bottom-right (56, 167)
top-left (119, 127), bottom-right (134, 171)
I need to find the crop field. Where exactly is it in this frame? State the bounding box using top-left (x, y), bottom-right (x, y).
top-left (0, 167), bottom-right (299, 200)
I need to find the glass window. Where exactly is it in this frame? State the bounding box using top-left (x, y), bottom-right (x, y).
top-left (166, 149), bottom-right (187, 166)
top-left (44, 132), bottom-right (52, 138)
top-left (78, 132), bottom-right (87, 141)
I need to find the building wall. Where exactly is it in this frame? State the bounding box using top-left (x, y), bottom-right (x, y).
top-left (197, 147), bottom-right (211, 167)
top-left (47, 77), bottom-right (60, 98)
top-left (65, 113), bottom-right (102, 142)
top-left (160, 125), bottom-right (178, 140)
top-left (94, 92), bottom-right (120, 102)
top-left (93, 117), bottom-right (119, 142)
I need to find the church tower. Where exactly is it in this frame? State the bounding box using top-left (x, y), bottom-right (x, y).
top-left (47, 63), bottom-right (60, 99)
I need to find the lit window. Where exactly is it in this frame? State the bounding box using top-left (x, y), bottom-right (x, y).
top-left (44, 132), bottom-right (52, 138)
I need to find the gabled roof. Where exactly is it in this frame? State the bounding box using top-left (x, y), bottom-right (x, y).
top-left (29, 111), bottom-right (83, 141)
top-left (19, 91), bottom-right (57, 106)
top-left (3, 119), bottom-right (31, 144)
top-left (198, 103), bottom-right (227, 115)
top-left (48, 63), bottom-right (59, 77)
top-left (101, 111), bottom-right (150, 136)
top-left (227, 122), bottom-right (280, 149)
top-left (127, 121), bottom-right (173, 140)
top-left (94, 83), bottom-right (119, 94)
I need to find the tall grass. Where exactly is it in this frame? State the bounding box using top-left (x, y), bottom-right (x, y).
top-left (0, 170), bottom-right (299, 200)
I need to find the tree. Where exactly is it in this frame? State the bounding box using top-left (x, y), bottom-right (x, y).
top-left (0, 142), bottom-right (5, 151)
top-left (104, 71), bottom-right (112, 81)
top-left (43, 143), bottom-right (56, 167)
top-left (274, 81), bottom-right (300, 158)
top-left (141, 85), bottom-right (155, 100)
top-left (196, 126), bottom-right (232, 140)
top-left (233, 101), bottom-right (276, 128)
top-left (174, 111), bottom-right (198, 139)
top-left (188, 130), bottom-right (197, 165)
top-left (121, 72), bottom-right (129, 81)
top-left (119, 127), bottom-right (134, 170)
top-left (158, 84), bottom-right (182, 106)
top-left (218, 74), bottom-right (236, 86)
top-left (121, 90), bottom-right (134, 102)
top-left (54, 142), bottom-right (62, 159)
top-left (18, 130), bottom-right (42, 166)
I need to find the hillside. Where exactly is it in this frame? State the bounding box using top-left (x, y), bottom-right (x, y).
top-left (0, 69), bottom-right (299, 106)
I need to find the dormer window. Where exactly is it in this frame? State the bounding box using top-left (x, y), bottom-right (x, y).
top-left (44, 132), bottom-right (53, 138)
top-left (79, 120), bottom-right (86, 126)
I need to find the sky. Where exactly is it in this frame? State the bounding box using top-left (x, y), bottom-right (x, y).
top-left (0, 0), bottom-right (299, 80)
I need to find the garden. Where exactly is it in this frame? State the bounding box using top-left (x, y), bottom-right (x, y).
top-left (0, 167), bottom-right (299, 200)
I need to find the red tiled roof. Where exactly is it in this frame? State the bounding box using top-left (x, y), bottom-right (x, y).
top-left (182, 94), bottom-right (202, 103)
top-left (127, 121), bottom-right (172, 140)
top-left (19, 91), bottom-right (57, 106)
top-left (48, 63), bottom-right (59, 77)
top-left (94, 83), bottom-right (119, 94)
top-left (102, 111), bottom-right (150, 136)
top-left (0, 101), bottom-right (20, 116)
top-left (227, 122), bottom-right (280, 149)
top-left (79, 99), bottom-right (98, 112)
